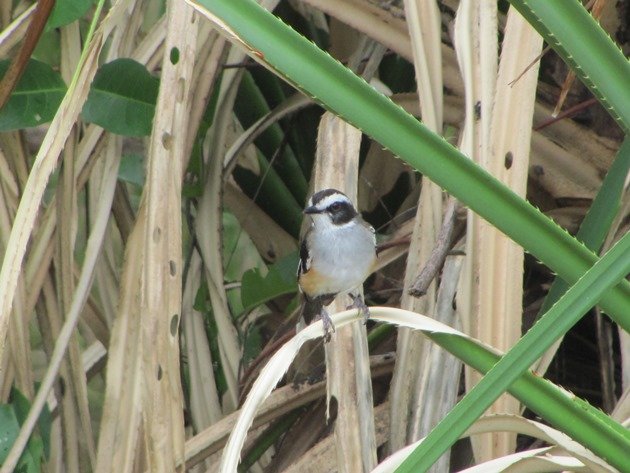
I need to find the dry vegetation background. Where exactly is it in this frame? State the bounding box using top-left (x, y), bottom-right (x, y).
top-left (0, 0), bottom-right (628, 472)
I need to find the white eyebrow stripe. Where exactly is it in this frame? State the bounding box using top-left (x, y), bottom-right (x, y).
top-left (316, 193), bottom-right (351, 210)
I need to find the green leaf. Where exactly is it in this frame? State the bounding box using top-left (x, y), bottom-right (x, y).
top-left (82, 58), bottom-right (159, 136)
top-left (0, 59), bottom-right (66, 131)
top-left (118, 153), bottom-right (145, 187)
top-left (17, 436), bottom-right (42, 473)
top-left (233, 159), bottom-right (303, 238)
top-left (47, 0), bottom-right (93, 29)
top-left (0, 405), bottom-right (19, 464)
top-left (539, 136), bottom-right (630, 315)
top-left (242, 323), bottom-right (263, 365)
top-left (0, 394), bottom-right (45, 472)
top-left (241, 252), bottom-right (298, 313)
top-left (235, 71), bottom-right (308, 202)
top-left (11, 387), bottom-right (52, 460)
top-left (397, 231), bottom-right (630, 472)
top-left (33, 29), bottom-right (60, 66)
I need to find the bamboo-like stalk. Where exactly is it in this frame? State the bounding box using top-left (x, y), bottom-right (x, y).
top-left (138, 2), bottom-right (198, 471)
top-left (465, 7), bottom-right (544, 462)
top-left (454, 0), bottom-right (497, 465)
top-left (311, 112), bottom-right (377, 472)
top-left (389, 0), bottom-right (444, 461)
top-left (453, 0), bottom-right (497, 362)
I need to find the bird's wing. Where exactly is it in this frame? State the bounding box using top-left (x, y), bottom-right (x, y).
top-left (297, 231), bottom-right (312, 279)
top-left (360, 218), bottom-right (377, 251)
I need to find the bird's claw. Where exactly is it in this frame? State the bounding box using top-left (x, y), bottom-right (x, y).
top-left (348, 294), bottom-right (371, 325)
top-left (318, 308), bottom-right (335, 342)
top-left (318, 295), bottom-right (370, 340)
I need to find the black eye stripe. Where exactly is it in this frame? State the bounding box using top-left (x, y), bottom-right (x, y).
top-left (327, 201), bottom-right (357, 224)
top-left (306, 189), bottom-right (359, 224)
top-left (326, 201), bottom-right (349, 212)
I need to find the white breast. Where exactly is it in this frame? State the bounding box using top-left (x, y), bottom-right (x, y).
top-left (308, 219), bottom-right (376, 296)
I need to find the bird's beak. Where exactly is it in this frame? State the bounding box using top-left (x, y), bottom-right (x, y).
top-left (303, 205), bottom-right (320, 215)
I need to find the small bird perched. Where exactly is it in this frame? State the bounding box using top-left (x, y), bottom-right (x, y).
top-left (297, 188), bottom-right (377, 340)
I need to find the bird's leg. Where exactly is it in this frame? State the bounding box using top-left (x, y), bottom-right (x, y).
top-left (348, 293), bottom-right (370, 323)
top-left (317, 307), bottom-right (335, 342)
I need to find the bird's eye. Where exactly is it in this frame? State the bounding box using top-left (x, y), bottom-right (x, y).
top-left (329, 202), bottom-right (341, 212)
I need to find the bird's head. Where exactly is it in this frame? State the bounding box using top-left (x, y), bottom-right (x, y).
top-left (304, 188), bottom-right (358, 226)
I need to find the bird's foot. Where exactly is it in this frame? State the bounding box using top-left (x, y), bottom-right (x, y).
top-left (317, 308), bottom-right (335, 342)
top-left (347, 293), bottom-right (370, 324)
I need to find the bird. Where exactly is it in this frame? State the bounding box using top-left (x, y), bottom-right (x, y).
top-left (297, 188), bottom-right (377, 341)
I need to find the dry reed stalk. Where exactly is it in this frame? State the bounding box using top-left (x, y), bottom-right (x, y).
top-left (464, 7), bottom-right (543, 462)
top-left (389, 0), bottom-right (444, 462)
top-left (311, 112), bottom-right (377, 471)
top-left (138, 1), bottom-right (198, 471)
top-left (195, 56), bottom-right (245, 410)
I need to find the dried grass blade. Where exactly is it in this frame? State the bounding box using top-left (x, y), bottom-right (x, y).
top-left (185, 32), bottom-right (227, 159)
top-left (0, 170), bottom-right (33, 399)
top-left (183, 251), bottom-right (222, 431)
top-left (52, 22), bottom-right (98, 468)
top-left (219, 307), bottom-right (461, 471)
top-left (0, 124), bottom-right (121, 473)
top-left (224, 182), bottom-right (297, 261)
top-left (95, 212), bottom-right (145, 473)
top-left (0, 3), bottom-right (36, 57)
top-left (195, 57), bottom-right (244, 409)
top-left (376, 412), bottom-right (616, 472)
top-left (0, 0), bottom-right (110, 383)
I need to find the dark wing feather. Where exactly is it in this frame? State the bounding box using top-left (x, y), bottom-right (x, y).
top-left (297, 234), bottom-right (311, 278)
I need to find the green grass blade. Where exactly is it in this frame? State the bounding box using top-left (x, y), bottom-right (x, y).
top-left (234, 71), bottom-right (308, 203)
top-left (508, 0), bottom-right (630, 132)
top-left (423, 329), bottom-right (630, 469)
top-left (539, 136), bottom-right (630, 315)
top-left (188, 0), bottom-right (630, 330)
top-left (396, 231), bottom-right (630, 472)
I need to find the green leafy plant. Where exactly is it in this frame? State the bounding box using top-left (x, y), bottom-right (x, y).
top-left (0, 59), bottom-right (65, 131)
top-left (82, 58), bottom-right (159, 136)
